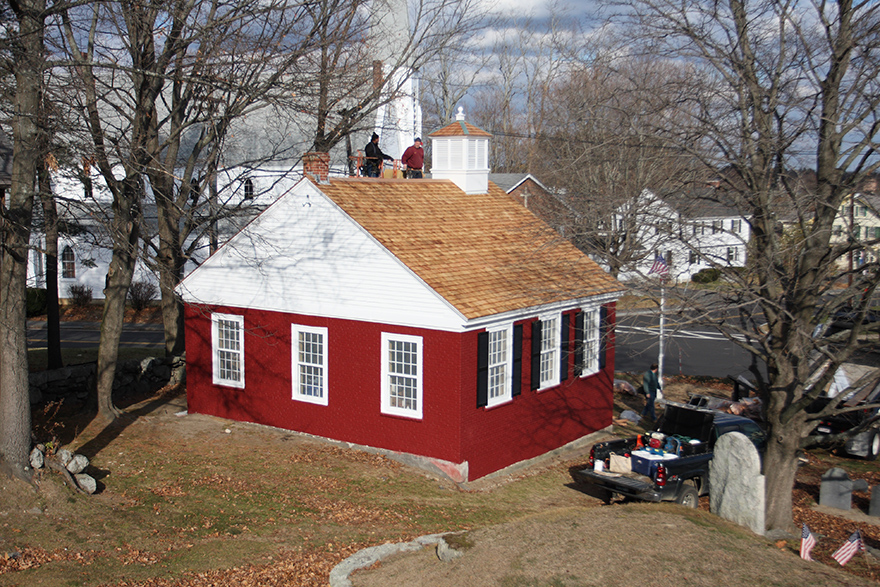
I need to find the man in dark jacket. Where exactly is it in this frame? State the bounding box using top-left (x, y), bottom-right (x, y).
top-left (363, 133), bottom-right (392, 177)
top-left (640, 363), bottom-right (661, 421)
top-left (401, 137), bottom-right (424, 178)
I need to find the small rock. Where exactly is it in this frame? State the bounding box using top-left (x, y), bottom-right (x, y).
top-left (74, 474), bottom-right (97, 495)
top-left (66, 454), bottom-right (89, 475)
top-left (29, 448), bottom-right (44, 470)
top-left (56, 448), bottom-right (73, 467)
top-left (27, 507), bottom-right (42, 515)
top-left (436, 539), bottom-right (464, 562)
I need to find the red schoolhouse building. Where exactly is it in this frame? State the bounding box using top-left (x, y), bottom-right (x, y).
top-left (177, 113), bottom-right (624, 481)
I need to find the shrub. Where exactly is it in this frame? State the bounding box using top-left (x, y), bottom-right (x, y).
top-left (691, 268), bottom-right (721, 284)
top-left (67, 284), bottom-right (93, 307)
top-left (27, 288), bottom-right (48, 317)
top-left (128, 280), bottom-right (158, 312)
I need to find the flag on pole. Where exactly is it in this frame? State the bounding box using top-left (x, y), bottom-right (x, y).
top-left (649, 254), bottom-right (669, 277)
top-left (800, 524), bottom-right (816, 561)
top-left (831, 530), bottom-right (864, 566)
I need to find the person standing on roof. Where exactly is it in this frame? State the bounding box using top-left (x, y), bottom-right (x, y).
top-left (401, 137), bottom-right (424, 179)
top-left (363, 132), bottom-right (393, 177)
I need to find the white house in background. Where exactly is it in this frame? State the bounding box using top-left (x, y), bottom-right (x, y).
top-left (27, 0), bottom-right (421, 301)
top-left (617, 188), bottom-right (752, 283)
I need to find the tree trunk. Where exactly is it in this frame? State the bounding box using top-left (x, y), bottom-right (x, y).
top-left (762, 420), bottom-right (803, 534)
top-left (155, 185), bottom-right (185, 358)
top-left (39, 163), bottom-right (63, 370)
top-left (95, 181), bottom-right (141, 421)
top-left (0, 0), bottom-right (45, 481)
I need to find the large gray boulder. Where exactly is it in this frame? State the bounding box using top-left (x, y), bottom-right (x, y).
top-left (710, 431), bottom-right (765, 535)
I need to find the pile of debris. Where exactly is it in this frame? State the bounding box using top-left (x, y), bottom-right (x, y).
top-left (29, 445), bottom-right (96, 494)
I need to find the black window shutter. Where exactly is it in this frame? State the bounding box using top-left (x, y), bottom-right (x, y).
top-left (573, 311), bottom-right (585, 376)
top-left (599, 306), bottom-right (608, 370)
top-left (512, 324), bottom-right (523, 396)
top-left (560, 313), bottom-right (570, 382)
top-left (477, 332), bottom-right (489, 408)
top-left (530, 320), bottom-right (542, 390)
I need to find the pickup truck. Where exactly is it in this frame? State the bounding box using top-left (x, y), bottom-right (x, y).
top-left (573, 402), bottom-right (764, 508)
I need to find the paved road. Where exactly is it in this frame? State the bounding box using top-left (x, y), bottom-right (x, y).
top-left (27, 320), bottom-right (165, 349)
top-left (615, 312), bottom-right (764, 379)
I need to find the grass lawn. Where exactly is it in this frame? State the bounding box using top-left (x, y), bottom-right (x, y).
top-left (4, 373), bottom-right (879, 585)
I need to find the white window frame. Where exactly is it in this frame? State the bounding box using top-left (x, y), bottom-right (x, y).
top-left (486, 323), bottom-right (513, 407)
top-left (538, 312), bottom-right (561, 390)
top-left (579, 308), bottom-right (600, 378)
top-left (291, 324), bottom-right (328, 406)
top-left (212, 313), bottom-right (245, 388)
top-left (381, 332), bottom-right (423, 419)
top-left (61, 245), bottom-right (76, 279)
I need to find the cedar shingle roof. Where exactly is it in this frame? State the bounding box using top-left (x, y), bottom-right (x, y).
top-left (428, 120), bottom-right (492, 138)
top-left (319, 178), bottom-right (623, 320)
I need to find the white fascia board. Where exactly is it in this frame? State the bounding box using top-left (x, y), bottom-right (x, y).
top-left (461, 291), bottom-right (623, 332)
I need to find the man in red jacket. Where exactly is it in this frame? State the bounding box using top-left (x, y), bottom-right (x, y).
top-left (401, 138), bottom-right (424, 178)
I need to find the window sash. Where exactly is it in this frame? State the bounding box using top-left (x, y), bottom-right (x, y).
top-left (292, 325), bottom-right (328, 405)
top-left (212, 313), bottom-right (245, 388)
top-left (381, 333), bottom-right (423, 418)
top-left (488, 328), bottom-right (508, 400)
top-left (580, 309), bottom-right (600, 377)
top-left (487, 325), bottom-right (513, 406)
top-left (61, 246), bottom-right (75, 279)
top-left (538, 316), bottom-right (558, 388)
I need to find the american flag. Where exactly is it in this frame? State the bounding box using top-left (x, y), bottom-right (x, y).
top-left (649, 254), bottom-right (669, 277)
top-left (831, 530), bottom-right (864, 566)
top-left (800, 524), bottom-right (816, 561)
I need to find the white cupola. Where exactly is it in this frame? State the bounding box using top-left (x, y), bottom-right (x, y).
top-left (428, 107), bottom-right (491, 194)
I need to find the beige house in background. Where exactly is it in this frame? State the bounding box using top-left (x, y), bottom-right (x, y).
top-left (832, 190), bottom-right (880, 269)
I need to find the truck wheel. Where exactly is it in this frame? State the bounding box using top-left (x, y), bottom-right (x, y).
top-left (867, 431), bottom-right (880, 461)
top-left (675, 485), bottom-right (699, 509)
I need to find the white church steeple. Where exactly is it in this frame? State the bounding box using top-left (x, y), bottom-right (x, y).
top-left (369, 0), bottom-right (422, 160)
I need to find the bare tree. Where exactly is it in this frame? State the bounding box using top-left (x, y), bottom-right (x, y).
top-left (617, 0), bottom-right (880, 533)
top-left (538, 57), bottom-right (700, 278)
top-left (420, 29), bottom-right (493, 130)
top-left (55, 0), bottom-right (211, 419)
top-left (1, 0), bottom-right (46, 480)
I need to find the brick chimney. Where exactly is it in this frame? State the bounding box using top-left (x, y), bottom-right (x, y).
top-left (303, 152), bottom-right (330, 184)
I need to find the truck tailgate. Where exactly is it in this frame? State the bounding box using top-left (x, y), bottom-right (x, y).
top-left (573, 469), bottom-right (663, 502)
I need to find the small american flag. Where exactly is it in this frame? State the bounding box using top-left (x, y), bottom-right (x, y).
top-left (831, 530), bottom-right (864, 566)
top-left (800, 524), bottom-right (816, 561)
top-left (649, 254), bottom-right (669, 277)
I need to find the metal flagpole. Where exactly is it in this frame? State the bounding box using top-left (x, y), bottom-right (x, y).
top-left (658, 282), bottom-right (665, 396)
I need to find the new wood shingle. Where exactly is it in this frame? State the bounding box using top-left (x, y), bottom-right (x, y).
top-left (320, 178), bottom-right (623, 320)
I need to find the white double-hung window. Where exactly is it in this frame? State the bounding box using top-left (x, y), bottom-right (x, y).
top-left (538, 313), bottom-right (560, 389)
top-left (487, 324), bottom-right (513, 406)
top-left (292, 325), bottom-right (328, 405)
top-left (212, 313), bottom-right (245, 388)
top-left (381, 333), bottom-right (423, 419)
top-left (579, 308), bottom-right (600, 377)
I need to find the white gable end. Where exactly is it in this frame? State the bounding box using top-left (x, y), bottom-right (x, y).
top-left (177, 179), bottom-right (465, 331)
